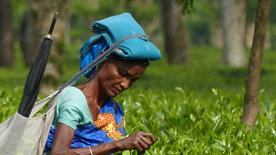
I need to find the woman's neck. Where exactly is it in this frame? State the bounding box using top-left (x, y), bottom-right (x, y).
top-left (77, 77), bottom-right (108, 108)
top-left (77, 77), bottom-right (109, 121)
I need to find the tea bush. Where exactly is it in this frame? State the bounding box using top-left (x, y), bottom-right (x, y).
top-left (0, 46), bottom-right (275, 154)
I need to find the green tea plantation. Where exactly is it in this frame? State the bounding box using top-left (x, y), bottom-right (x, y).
top-left (0, 46), bottom-right (275, 154)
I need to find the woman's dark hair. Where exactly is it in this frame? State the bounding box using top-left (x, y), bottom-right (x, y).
top-left (107, 53), bottom-right (150, 68)
top-left (90, 53), bottom-right (149, 80)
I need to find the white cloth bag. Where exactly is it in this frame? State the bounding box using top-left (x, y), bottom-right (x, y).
top-left (0, 90), bottom-right (60, 155)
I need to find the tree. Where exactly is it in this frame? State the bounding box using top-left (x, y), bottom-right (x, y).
top-left (20, 0), bottom-right (71, 94)
top-left (161, 0), bottom-right (187, 64)
top-left (124, 0), bottom-right (161, 45)
top-left (242, 0), bottom-right (270, 128)
top-left (219, 0), bottom-right (247, 67)
top-left (20, 11), bottom-right (36, 66)
top-left (0, 0), bottom-right (14, 67)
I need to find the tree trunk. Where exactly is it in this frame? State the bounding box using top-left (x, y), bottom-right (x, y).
top-left (0, 0), bottom-right (14, 67)
top-left (245, 23), bottom-right (271, 49)
top-left (161, 0), bottom-right (187, 64)
top-left (242, 0), bottom-right (270, 128)
top-left (23, 0), bottom-right (71, 94)
top-left (20, 11), bottom-right (36, 66)
top-left (210, 0), bottom-right (223, 48)
top-left (220, 0), bottom-right (247, 67)
top-left (211, 26), bottom-right (223, 48)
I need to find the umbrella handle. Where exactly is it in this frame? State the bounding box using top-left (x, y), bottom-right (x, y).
top-left (48, 12), bottom-right (59, 35)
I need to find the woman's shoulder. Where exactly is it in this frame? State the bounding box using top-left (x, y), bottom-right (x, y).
top-left (54, 87), bottom-right (92, 129)
top-left (60, 86), bottom-right (85, 98)
top-left (58, 86), bottom-right (86, 103)
top-left (56, 86), bottom-right (88, 112)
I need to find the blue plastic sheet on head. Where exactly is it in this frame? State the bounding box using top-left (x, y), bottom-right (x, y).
top-left (91, 13), bottom-right (162, 60)
top-left (79, 12), bottom-right (162, 78)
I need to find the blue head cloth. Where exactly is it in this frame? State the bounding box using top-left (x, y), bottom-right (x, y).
top-left (92, 13), bottom-right (162, 60)
top-left (80, 12), bottom-right (162, 78)
top-left (80, 38), bottom-right (108, 78)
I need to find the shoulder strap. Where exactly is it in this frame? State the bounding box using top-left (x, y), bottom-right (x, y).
top-left (28, 35), bottom-right (146, 117)
top-left (29, 90), bottom-right (60, 117)
top-left (58, 34), bottom-right (146, 90)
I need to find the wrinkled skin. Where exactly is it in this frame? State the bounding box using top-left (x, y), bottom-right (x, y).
top-left (97, 56), bottom-right (147, 98)
top-left (50, 56), bottom-right (155, 155)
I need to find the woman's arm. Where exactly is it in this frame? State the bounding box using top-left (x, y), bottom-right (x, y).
top-left (51, 123), bottom-right (156, 155)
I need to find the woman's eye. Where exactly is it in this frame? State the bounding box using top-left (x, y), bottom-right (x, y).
top-left (119, 71), bottom-right (128, 77)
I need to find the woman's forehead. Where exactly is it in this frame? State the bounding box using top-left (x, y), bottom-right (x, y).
top-left (109, 53), bottom-right (149, 66)
top-left (113, 60), bottom-right (146, 76)
top-left (115, 60), bottom-right (146, 71)
top-left (109, 55), bottom-right (146, 67)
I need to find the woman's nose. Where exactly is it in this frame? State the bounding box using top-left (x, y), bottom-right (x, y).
top-left (120, 78), bottom-right (132, 90)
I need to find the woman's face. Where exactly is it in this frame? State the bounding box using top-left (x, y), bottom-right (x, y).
top-left (97, 59), bottom-right (147, 97)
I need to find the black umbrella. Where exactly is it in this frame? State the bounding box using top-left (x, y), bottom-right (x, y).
top-left (18, 12), bottom-right (59, 117)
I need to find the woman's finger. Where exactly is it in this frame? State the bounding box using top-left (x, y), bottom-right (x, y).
top-left (140, 136), bottom-right (153, 146)
top-left (138, 139), bottom-right (149, 150)
top-left (134, 141), bottom-right (143, 152)
top-left (142, 132), bottom-right (156, 143)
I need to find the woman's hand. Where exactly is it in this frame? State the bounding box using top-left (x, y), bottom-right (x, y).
top-left (116, 132), bottom-right (156, 152)
top-left (51, 123), bottom-right (156, 155)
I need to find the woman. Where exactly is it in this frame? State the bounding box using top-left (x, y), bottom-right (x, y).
top-left (44, 13), bottom-right (161, 155)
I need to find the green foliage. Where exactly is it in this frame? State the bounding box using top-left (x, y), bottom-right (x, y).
top-left (116, 87), bottom-right (275, 154)
top-left (11, 0), bottom-right (28, 33)
top-left (0, 89), bottom-right (21, 122)
top-left (123, 1), bottom-right (159, 24)
top-left (176, 0), bottom-right (195, 14)
top-left (187, 21), bottom-right (211, 45)
top-left (269, 0), bottom-right (276, 23)
top-left (247, 0), bottom-right (276, 24)
top-left (270, 24), bottom-right (276, 50)
top-left (185, 0), bottom-right (219, 46)
top-left (69, 0), bottom-right (160, 47)
top-left (1, 46), bottom-right (276, 154)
